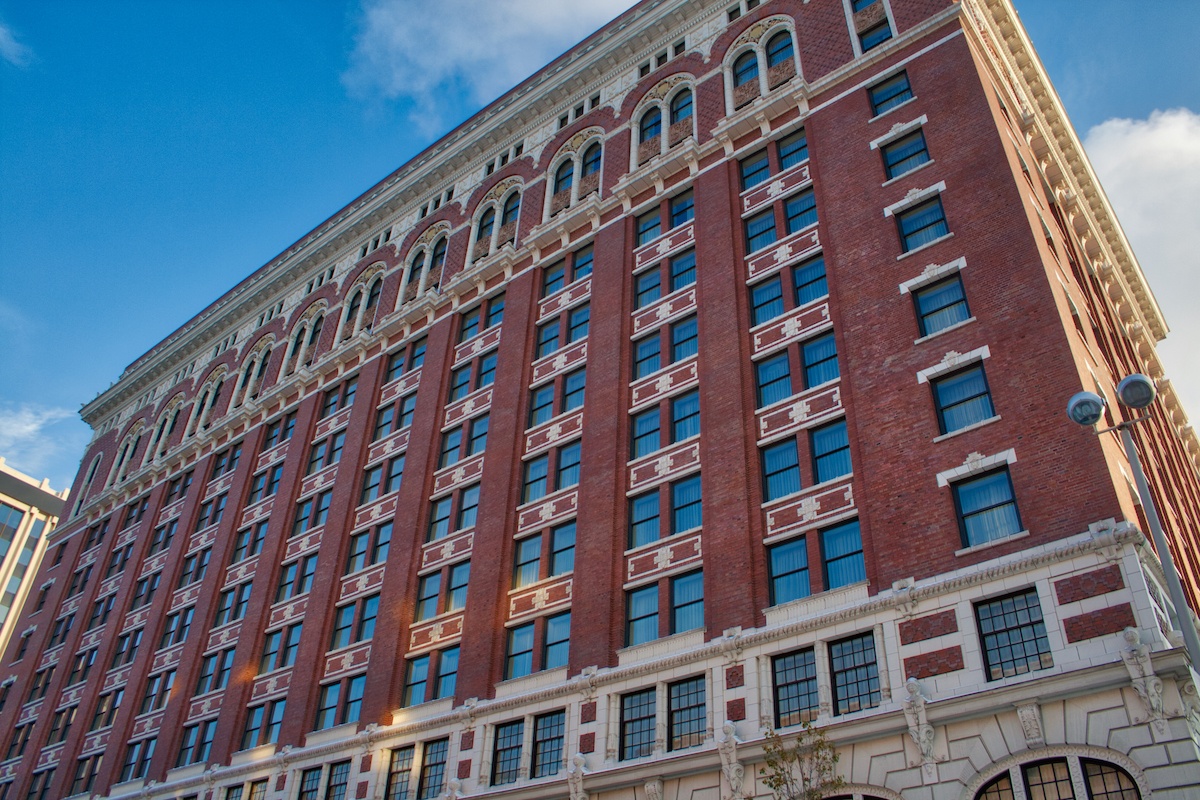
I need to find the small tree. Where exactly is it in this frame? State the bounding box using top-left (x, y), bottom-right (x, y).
top-left (759, 722), bottom-right (845, 800)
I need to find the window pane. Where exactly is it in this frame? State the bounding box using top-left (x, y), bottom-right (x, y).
top-left (672, 475), bottom-right (702, 533)
top-left (762, 440), bottom-right (801, 502)
top-left (751, 277), bottom-right (785, 326)
top-left (626, 585), bottom-right (659, 646)
top-left (671, 571), bottom-right (704, 633)
top-left (756, 354), bottom-right (793, 407)
top-left (822, 520), bottom-right (865, 589)
top-left (934, 366), bottom-right (994, 433)
top-left (956, 470), bottom-right (1022, 546)
top-left (769, 538), bottom-right (809, 605)
top-left (811, 420), bottom-right (851, 483)
top-left (829, 632), bottom-right (880, 715)
top-left (976, 589), bottom-right (1053, 680)
top-left (773, 649), bottom-right (818, 726)
top-left (915, 275), bottom-right (970, 336)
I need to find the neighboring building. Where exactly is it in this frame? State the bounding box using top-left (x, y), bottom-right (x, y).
top-left (0, 459), bottom-right (66, 662)
top-left (4, 0), bottom-right (1200, 799)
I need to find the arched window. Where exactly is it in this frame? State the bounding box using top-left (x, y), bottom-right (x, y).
top-left (640, 107), bottom-right (662, 142)
top-left (501, 193), bottom-right (521, 226)
top-left (582, 143), bottom-right (602, 177)
top-left (554, 160), bottom-right (574, 194)
top-left (286, 323), bottom-right (308, 374)
top-left (342, 290), bottom-right (363, 340)
top-left (734, 51), bottom-right (759, 87)
top-left (977, 758), bottom-right (1142, 800)
top-left (428, 237), bottom-right (448, 290)
top-left (365, 280), bottom-right (381, 320)
top-left (477, 207), bottom-right (496, 244)
top-left (766, 31), bottom-right (794, 67)
top-left (305, 315), bottom-right (324, 366)
top-left (670, 89), bottom-right (693, 124)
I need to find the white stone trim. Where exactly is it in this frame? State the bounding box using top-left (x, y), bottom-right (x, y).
top-left (916, 345), bottom-right (990, 384)
top-left (899, 256), bottom-right (967, 295)
top-left (936, 448), bottom-right (1016, 488)
top-left (868, 114), bottom-right (928, 150)
top-left (883, 181), bottom-right (946, 218)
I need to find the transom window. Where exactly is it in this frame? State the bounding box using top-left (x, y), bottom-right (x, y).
top-left (976, 757), bottom-right (1141, 800)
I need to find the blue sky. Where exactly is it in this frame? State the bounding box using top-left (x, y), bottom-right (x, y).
top-left (1, 0), bottom-right (1197, 491)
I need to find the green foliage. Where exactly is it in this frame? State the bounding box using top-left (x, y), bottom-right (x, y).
top-left (758, 723), bottom-right (844, 800)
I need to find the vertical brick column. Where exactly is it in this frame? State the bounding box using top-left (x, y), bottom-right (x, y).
top-left (692, 161), bottom-right (769, 636)
top-left (364, 317), bottom-right (457, 722)
top-left (569, 221), bottom-right (636, 672)
top-left (455, 269), bottom-right (538, 701)
top-left (275, 358), bottom-right (382, 746)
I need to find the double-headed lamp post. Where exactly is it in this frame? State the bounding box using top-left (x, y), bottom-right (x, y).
top-left (1067, 374), bottom-right (1200, 669)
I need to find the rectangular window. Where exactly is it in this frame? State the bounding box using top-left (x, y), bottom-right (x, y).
top-left (159, 606), bottom-right (195, 648)
top-left (176, 719), bottom-right (217, 766)
top-left (829, 632), bottom-right (881, 715)
top-left (954, 468), bottom-right (1022, 547)
top-left (785, 188), bottom-right (817, 233)
top-left (491, 720), bottom-right (524, 785)
top-left (669, 190), bottom-right (695, 228)
top-left (668, 676), bottom-right (705, 751)
top-left (794, 256), bottom-right (828, 306)
top-left (869, 71), bottom-right (912, 116)
top-left (120, 738), bottom-right (156, 782)
top-left (897, 197), bottom-right (949, 252)
top-left (976, 589), bottom-right (1053, 680)
top-left (802, 333), bottom-right (839, 387)
top-left (261, 412), bottom-right (296, 452)
top-left (741, 151), bottom-right (770, 189)
top-left (385, 747), bottom-right (415, 800)
top-left (531, 710), bottom-right (566, 778)
top-left (751, 277), bottom-right (785, 326)
top-left (671, 316), bottom-right (698, 361)
top-left (506, 623), bottom-right (534, 679)
top-left (417, 739), bottom-right (449, 800)
top-left (629, 492), bottom-right (660, 548)
top-left (513, 537), bottom-right (541, 589)
top-left (241, 698), bottom-right (286, 750)
top-left (551, 522), bottom-right (576, 575)
top-left (671, 474), bottom-right (702, 533)
top-left (821, 519), bottom-right (865, 589)
top-left (882, 130), bottom-right (930, 179)
top-left (457, 484), bottom-right (480, 529)
top-left (636, 210), bottom-right (662, 246)
top-left (214, 581), bottom-right (252, 627)
top-left (933, 365), bottom-right (995, 433)
top-left (563, 369), bottom-right (586, 410)
top-left (745, 209), bottom-right (777, 253)
top-left (669, 249), bottom-right (696, 291)
top-left (670, 570), bottom-right (704, 633)
top-left (321, 378), bottom-right (358, 418)
top-left (536, 321), bottom-right (560, 358)
top-left (671, 390), bottom-right (700, 441)
top-left (176, 547), bottom-right (210, 588)
top-left (428, 497), bottom-right (452, 541)
top-left (557, 441), bottom-right (581, 488)
top-left (259, 623), bottom-right (302, 673)
top-left (914, 275), bottom-right (970, 337)
top-left (632, 408), bottom-right (661, 459)
top-left (635, 271), bottom-right (662, 309)
top-left (779, 129), bottom-right (808, 169)
top-left (529, 385), bottom-right (555, 427)
top-left (811, 419), bottom-right (851, 482)
top-left (403, 656), bottom-right (429, 707)
top-left (620, 688), bottom-right (656, 760)
top-left (298, 767), bottom-right (322, 800)
top-left (626, 584), bottom-right (659, 646)
top-left (756, 354), bottom-right (793, 407)
top-left (326, 762), bottom-right (352, 800)
top-left (773, 648), bottom-right (818, 726)
top-left (762, 440), bottom-right (801, 502)
top-left (544, 611), bottom-right (571, 669)
top-left (567, 304), bottom-right (590, 342)
top-left (523, 456), bottom-right (549, 503)
top-left (769, 537), bottom-right (809, 605)
top-left (633, 336), bottom-right (661, 379)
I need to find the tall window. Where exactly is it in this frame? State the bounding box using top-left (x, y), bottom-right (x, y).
top-left (667, 676), bottom-right (706, 751)
top-left (773, 648), bottom-right (818, 726)
top-left (640, 108), bottom-right (662, 142)
top-left (829, 632), bottom-right (880, 715)
top-left (953, 468), bottom-right (1022, 547)
top-left (733, 52), bottom-right (759, 87)
top-left (620, 688), bottom-right (656, 760)
top-left (492, 720), bottom-right (524, 785)
top-left (975, 589), bottom-right (1053, 681)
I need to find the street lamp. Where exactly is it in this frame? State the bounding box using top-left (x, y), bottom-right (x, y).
top-left (1067, 374), bottom-right (1200, 669)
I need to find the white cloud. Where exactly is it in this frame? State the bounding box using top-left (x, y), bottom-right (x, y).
top-left (0, 404), bottom-right (87, 490)
top-left (0, 20), bottom-right (32, 68)
top-left (343, 0), bottom-right (639, 132)
top-left (1083, 108), bottom-right (1200, 418)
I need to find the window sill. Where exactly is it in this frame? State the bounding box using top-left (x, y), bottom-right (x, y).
top-left (762, 581), bottom-right (870, 627)
top-left (896, 232), bottom-right (954, 261)
top-left (868, 95), bottom-right (918, 124)
top-left (230, 743), bottom-right (277, 767)
top-left (494, 666), bottom-right (569, 699)
top-left (617, 628), bottom-right (705, 667)
top-left (954, 529), bottom-right (1029, 558)
top-left (303, 720), bottom-right (361, 749)
top-left (932, 415), bottom-right (1001, 443)
top-left (881, 158), bottom-right (935, 187)
top-left (913, 316), bottom-right (976, 345)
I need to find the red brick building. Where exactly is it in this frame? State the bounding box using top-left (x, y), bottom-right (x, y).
top-left (4, 1), bottom-right (1199, 798)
